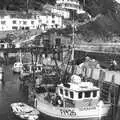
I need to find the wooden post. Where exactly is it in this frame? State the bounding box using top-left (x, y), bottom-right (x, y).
top-left (115, 86), bottom-right (120, 120)
top-left (111, 75), bottom-right (116, 120)
top-left (90, 68), bottom-right (93, 79)
top-left (98, 70), bottom-right (104, 97)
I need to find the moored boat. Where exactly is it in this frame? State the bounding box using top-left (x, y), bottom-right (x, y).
top-left (12, 62), bottom-right (23, 73)
top-left (19, 63), bottom-right (43, 81)
top-left (34, 74), bottom-right (111, 120)
top-left (11, 102), bottom-right (40, 120)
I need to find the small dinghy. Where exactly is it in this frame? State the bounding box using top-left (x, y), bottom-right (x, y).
top-left (11, 102), bottom-right (40, 120)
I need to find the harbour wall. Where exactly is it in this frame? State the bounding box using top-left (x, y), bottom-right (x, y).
top-left (75, 43), bottom-right (120, 53)
top-left (75, 66), bottom-right (120, 85)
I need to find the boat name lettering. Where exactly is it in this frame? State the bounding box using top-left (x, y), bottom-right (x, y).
top-left (60, 109), bottom-right (76, 116)
top-left (79, 106), bottom-right (96, 111)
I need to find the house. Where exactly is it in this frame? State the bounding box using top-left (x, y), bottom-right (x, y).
top-left (40, 29), bottom-right (72, 48)
top-left (0, 11), bottom-right (39, 31)
top-left (39, 10), bottom-right (63, 31)
top-left (56, 0), bottom-right (85, 14)
top-left (0, 10), bottom-right (63, 32)
top-left (43, 3), bottom-right (70, 19)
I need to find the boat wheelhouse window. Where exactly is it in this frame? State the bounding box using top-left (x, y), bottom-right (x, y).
top-left (93, 91), bottom-right (97, 97)
top-left (65, 89), bottom-right (68, 96)
top-left (78, 92), bottom-right (82, 99)
top-left (31, 66), bottom-right (37, 71)
top-left (60, 88), bottom-right (63, 94)
top-left (23, 65), bottom-right (30, 72)
top-left (38, 66), bottom-right (41, 70)
top-left (12, 20), bottom-right (16, 24)
top-left (85, 91), bottom-right (91, 98)
top-left (70, 91), bottom-right (74, 98)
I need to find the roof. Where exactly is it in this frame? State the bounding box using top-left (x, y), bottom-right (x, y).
top-left (43, 3), bottom-right (55, 10)
top-left (0, 10), bottom-right (33, 19)
top-left (58, 82), bottom-right (99, 92)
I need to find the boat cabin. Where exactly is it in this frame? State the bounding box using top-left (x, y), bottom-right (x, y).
top-left (22, 63), bottom-right (42, 73)
top-left (56, 75), bottom-right (100, 108)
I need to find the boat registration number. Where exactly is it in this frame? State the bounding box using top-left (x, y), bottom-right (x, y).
top-left (60, 109), bottom-right (76, 116)
top-left (79, 106), bottom-right (96, 111)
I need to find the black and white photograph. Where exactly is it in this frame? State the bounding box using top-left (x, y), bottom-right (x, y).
top-left (0, 0), bottom-right (120, 120)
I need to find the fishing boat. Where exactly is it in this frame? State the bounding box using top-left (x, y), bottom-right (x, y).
top-left (12, 62), bottom-right (23, 73)
top-left (12, 49), bottom-right (23, 73)
top-left (34, 74), bottom-right (111, 120)
top-left (11, 102), bottom-right (40, 120)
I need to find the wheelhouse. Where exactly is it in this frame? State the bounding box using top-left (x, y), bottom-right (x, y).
top-left (56, 82), bottom-right (100, 108)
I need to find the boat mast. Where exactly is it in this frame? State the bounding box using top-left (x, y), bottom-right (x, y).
top-left (71, 10), bottom-right (75, 74)
top-left (27, 0), bottom-right (29, 12)
top-left (20, 49), bottom-right (22, 63)
top-left (71, 10), bottom-right (75, 62)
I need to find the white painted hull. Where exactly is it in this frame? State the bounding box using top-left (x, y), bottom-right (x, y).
top-left (11, 102), bottom-right (39, 120)
top-left (35, 95), bottom-right (111, 120)
top-left (40, 112), bottom-right (110, 120)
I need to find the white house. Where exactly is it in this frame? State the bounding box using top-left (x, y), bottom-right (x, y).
top-left (0, 14), bottom-right (39, 31)
top-left (56, 0), bottom-right (85, 14)
top-left (43, 4), bottom-right (70, 19)
top-left (0, 10), bottom-right (63, 32)
top-left (39, 11), bottom-right (63, 31)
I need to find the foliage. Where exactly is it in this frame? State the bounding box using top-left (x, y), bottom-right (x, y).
top-left (1, 0), bottom-right (120, 41)
top-left (0, 0), bottom-right (56, 10)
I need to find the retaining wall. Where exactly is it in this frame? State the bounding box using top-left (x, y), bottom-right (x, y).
top-left (75, 65), bottom-right (120, 85)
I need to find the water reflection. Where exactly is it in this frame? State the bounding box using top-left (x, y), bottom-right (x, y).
top-left (0, 81), bottom-right (3, 91)
top-left (0, 65), bottom-right (28, 120)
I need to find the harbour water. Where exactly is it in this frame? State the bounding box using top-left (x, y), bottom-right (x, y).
top-left (0, 62), bottom-right (120, 120)
top-left (0, 65), bottom-right (28, 120)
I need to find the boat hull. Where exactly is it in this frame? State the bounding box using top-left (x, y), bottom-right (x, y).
top-left (39, 111), bottom-right (111, 120)
top-left (11, 102), bottom-right (39, 120)
top-left (35, 94), bottom-right (111, 120)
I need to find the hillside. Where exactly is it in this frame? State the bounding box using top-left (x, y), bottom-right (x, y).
top-left (1, 0), bottom-right (120, 42)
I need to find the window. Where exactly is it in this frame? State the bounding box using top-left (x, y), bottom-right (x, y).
top-left (31, 21), bottom-right (34, 24)
top-left (52, 20), bottom-right (55, 23)
top-left (52, 14), bottom-right (55, 18)
top-left (93, 91), bottom-right (97, 97)
top-left (78, 92), bottom-right (82, 99)
top-left (60, 88), bottom-right (63, 94)
top-left (25, 27), bottom-right (29, 30)
top-left (55, 38), bottom-right (61, 46)
top-left (70, 91), bottom-right (73, 98)
top-left (1, 21), bottom-right (6, 24)
top-left (65, 90), bottom-right (68, 96)
top-left (23, 21), bottom-right (27, 25)
top-left (1, 44), bottom-right (4, 48)
top-left (38, 66), bottom-right (41, 71)
top-left (12, 26), bottom-right (18, 30)
top-left (55, 24), bottom-right (58, 28)
top-left (39, 20), bottom-right (41, 23)
top-left (31, 66), bottom-right (37, 71)
top-left (13, 20), bottom-right (16, 24)
top-left (85, 91), bottom-right (91, 98)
